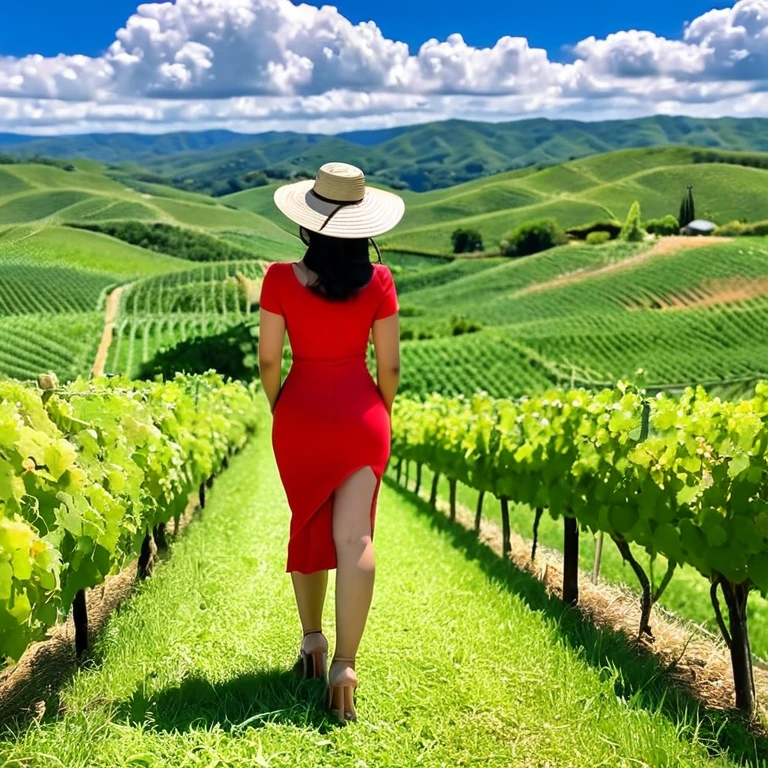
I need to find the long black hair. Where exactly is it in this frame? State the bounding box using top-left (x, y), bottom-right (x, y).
top-left (300, 227), bottom-right (381, 301)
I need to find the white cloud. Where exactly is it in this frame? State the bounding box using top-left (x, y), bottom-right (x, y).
top-left (0, 0), bottom-right (766, 133)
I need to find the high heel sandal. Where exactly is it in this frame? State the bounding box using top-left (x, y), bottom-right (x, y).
top-left (327, 657), bottom-right (358, 723)
top-left (294, 630), bottom-right (328, 681)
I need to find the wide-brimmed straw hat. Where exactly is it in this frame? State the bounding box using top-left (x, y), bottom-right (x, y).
top-left (273, 162), bottom-right (405, 239)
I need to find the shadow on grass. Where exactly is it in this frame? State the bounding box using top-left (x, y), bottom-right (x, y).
top-left (384, 475), bottom-right (768, 767)
top-left (115, 668), bottom-right (342, 733)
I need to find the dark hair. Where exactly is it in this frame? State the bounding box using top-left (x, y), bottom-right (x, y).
top-left (300, 227), bottom-right (380, 301)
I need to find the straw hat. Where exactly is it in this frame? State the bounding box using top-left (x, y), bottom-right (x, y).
top-left (273, 162), bottom-right (405, 239)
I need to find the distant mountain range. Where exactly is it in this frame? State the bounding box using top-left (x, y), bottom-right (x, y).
top-left (3, 116), bottom-right (768, 194)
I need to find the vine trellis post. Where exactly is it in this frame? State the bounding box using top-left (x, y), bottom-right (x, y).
top-left (562, 514), bottom-right (579, 606)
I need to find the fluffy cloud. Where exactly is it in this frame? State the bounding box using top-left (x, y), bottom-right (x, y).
top-left (0, 0), bottom-right (767, 133)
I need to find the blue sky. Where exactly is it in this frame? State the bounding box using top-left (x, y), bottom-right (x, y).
top-left (0, 0), bottom-right (765, 135)
top-left (0, 0), bottom-right (723, 59)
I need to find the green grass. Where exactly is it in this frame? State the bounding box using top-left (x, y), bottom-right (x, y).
top-left (0, 416), bottom-right (760, 766)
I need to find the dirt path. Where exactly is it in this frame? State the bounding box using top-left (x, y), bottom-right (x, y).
top-left (91, 283), bottom-right (132, 378)
top-left (516, 235), bottom-right (732, 298)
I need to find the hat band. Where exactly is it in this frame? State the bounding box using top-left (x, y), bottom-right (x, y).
top-left (309, 188), bottom-right (366, 232)
top-left (310, 188), bottom-right (365, 206)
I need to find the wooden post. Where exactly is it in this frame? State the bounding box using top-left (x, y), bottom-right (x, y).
top-left (138, 533), bottom-right (153, 579)
top-left (449, 479), bottom-right (457, 521)
top-left (429, 473), bottom-right (440, 508)
top-left (563, 516), bottom-right (579, 606)
top-left (721, 580), bottom-right (755, 715)
top-left (405, 460), bottom-right (410, 488)
top-left (199, 482), bottom-right (206, 509)
top-left (474, 490), bottom-right (485, 534)
top-left (415, 463), bottom-right (422, 495)
top-left (531, 506), bottom-right (544, 561)
top-left (73, 590), bottom-right (88, 658)
top-left (500, 496), bottom-right (511, 559)
top-left (395, 458), bottom-right (403, 484)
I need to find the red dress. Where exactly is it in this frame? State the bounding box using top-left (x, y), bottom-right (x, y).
top-left (259, 261), bottom-right (399, 574)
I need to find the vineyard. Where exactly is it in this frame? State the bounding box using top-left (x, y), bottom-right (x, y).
top-left (106, 261), bottom-right (268, 377)
top-left (2, 144), bottom-right (768, 764)
top-left (390, 383), bottom-right (768, 714)
top-left (393, 237), bottom-right (768, 399)
top-left (0, 372), bottom-right (257, 662)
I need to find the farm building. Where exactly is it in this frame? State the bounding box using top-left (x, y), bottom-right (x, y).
top-left (681, 219), bottom-right (717, 236)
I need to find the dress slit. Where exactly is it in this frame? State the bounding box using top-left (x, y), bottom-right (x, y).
top-left (285, 464), bottom-right (383, 574)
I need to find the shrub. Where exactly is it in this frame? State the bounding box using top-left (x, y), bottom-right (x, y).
top-left (586, 231), bottom-right (611, 245)
top-left (619, 201), bottom-right (645, 242)
top-left (645, 215), bottom-right (680, 236)
top-left (715, 220), bottom-right (768, 236)
top-left (500, 218), bottom-right (567, 257)
top-left (450, 317), bottom-right (482, 336)
top-left (451, 227), bottom-right (484, 254)
top-left (566, 220), bottom-right (622, 240)
top-left (139, 321), bottom-right (260, 381)
top-left (69, 221), bottom-right (253, 262)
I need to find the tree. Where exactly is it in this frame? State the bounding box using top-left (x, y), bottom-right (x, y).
top-left (499, 218), bottom-right (567, 257)
top-left (679, 185), bottom-right (696, 229)
top-left (619, 201), bottom-right (645, 242)
top-left (451, 228), bottom-right (484, 254)
top-left (645, 215), bottom-right (679, 236)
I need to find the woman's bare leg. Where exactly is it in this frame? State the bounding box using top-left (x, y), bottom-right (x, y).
top-left (291, 570), bottom-right (328, 634)
top-left (332, 467), bottom-right (377, 660)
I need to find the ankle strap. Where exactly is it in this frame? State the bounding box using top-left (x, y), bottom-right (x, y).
top-left (303, 629), bottom-right (324, 636)
top-left (332, 656), bottom-right (355, 663)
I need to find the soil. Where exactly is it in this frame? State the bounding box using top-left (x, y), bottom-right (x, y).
top-left (91, 283), bottom-right (133, 378)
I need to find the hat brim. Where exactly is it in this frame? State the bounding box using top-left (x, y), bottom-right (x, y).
top-left (273, 180), bottom-right (405, 239)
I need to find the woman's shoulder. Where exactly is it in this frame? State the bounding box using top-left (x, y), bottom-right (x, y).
top-left (372, 262), bottom-right (394, 283)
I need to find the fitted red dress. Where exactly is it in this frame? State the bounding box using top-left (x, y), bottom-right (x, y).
top-left (259, 261), bottom-right (399, 574)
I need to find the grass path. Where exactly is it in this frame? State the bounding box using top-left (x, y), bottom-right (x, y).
top-left (0, 413), bottom-right (760, 766)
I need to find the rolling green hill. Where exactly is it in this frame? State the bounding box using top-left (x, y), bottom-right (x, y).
top-left (223, 146), bottom-right (768, 254)
top-left (0, 160), bottom-right (298, 381)
top-left (0, 163), bottom-right (303, 260)
top-left (376, 147), bottom-right (768, 252)
top-left (4, 115), bottom-right (768, 195)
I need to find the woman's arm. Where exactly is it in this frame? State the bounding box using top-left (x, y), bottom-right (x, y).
top-left (372, 313), bottom-right (400, 414)
top-left (258, 308), bottom-right (286, 413)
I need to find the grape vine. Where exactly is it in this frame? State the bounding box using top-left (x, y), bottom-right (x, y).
top-left (0, 372), bottom-right (258, 663)
top-left (391, 382), bottom-right (768, 713)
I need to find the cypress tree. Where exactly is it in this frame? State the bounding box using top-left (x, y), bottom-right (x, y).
top-left (679, 185), bottom-right (696, 228)
top-left (620, 201), bottom-right (645, 242)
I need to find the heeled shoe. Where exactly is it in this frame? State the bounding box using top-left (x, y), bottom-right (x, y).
top-left (293, 629), bottom-right (328, 680)
top-left (326, 657), bottom-right (358, 723)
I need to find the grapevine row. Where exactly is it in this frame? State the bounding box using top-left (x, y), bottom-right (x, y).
top-left (390, 383), bottom-right (768, 714)
top-left (0, 372), bottom-right (258, 664)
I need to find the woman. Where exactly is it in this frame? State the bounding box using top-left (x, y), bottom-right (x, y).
top-left (258, 162), bottom-right (403, 724)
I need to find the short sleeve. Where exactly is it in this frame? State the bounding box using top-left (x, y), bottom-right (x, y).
top-left (259, 263), bottom-right (284, 316)
top-left (373, 266), bottom-right (399, 321)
